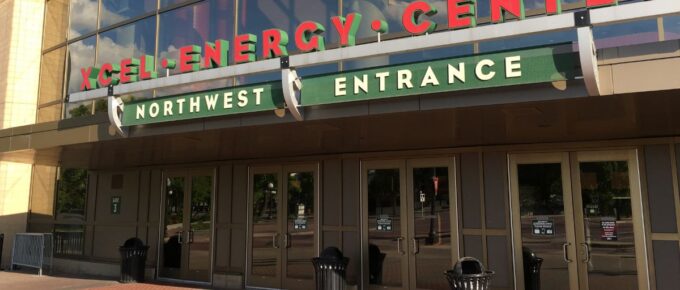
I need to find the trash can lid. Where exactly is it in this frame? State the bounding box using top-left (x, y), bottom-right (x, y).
top-left (122, 237), bottom-right (145, 248)
top-left (320, 247), bottom-right (345, 260)
top-left (452, 257), bottom-right (486, 275)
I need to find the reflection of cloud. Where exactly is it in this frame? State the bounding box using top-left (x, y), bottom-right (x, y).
top-left (68, 0), bottom-right (98, 38)
top-left (97, 33), bottom-right (148, 66)
top-left (68, 40), bottom-right (96, 93)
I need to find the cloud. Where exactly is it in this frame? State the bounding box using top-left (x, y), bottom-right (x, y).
top-left (68, 0), bottom-right (98, 38)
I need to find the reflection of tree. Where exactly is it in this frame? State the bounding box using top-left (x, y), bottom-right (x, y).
top-left (580, 161), bottom-right (631, 220)
top-left (368, 169), bottom-right (400, 216)
top-left (166, 178), bottom-right (184, 225)
top-left (253, 174), bottom-right (278, 223)
top-left (191, 176), bottom-right (212, 226)
top-left (57, 168), bottom-right (88, 217)
top-left (518, 164), bottom-right (564, 216)
top-left (287, 172), bottom-right (314, 218)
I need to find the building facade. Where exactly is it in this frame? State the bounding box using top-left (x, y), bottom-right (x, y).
top-left (0, 0), bottom-right (680, 290)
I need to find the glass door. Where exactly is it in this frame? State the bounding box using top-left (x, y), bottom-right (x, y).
top-left (406, 159), bottom-right (458, 290)
top-left (572, 151), bottom-right (649, 290)
top-left (247, 165), bottom-right (318, 290)
top-left (509, 153), bottom-right (579, 290)
top-left (160, 169), bottom-right (214, 282)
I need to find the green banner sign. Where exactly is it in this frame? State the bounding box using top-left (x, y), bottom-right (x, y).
top-left (122, 82), bottom-right (283, 126)
top-left (302, 46), bottom-right (577, 106)
top-left (122, 46), bottom-right (576, 126)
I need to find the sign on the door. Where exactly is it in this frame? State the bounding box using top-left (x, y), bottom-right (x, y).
top-left (600, 217), bottom-right (618, 241)
top-left (531, 218), bottom-right (555, 236)
top-left (377, 215), bottom-right (393, 231)
top-left (294, 218), bottom-right (308, 230)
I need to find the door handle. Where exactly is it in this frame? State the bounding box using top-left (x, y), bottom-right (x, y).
top-left (283, 233), bottom-right (291, 248)
top-left (272, 233), bottom-right (280, 249)
top-left (412, 238), bottom-right (420, 255)
top-left (189, 230), bottom-right (194, 244)
top-left (396, 237), bottom-right (405, 255)
top-left (581, 243), bottom-right (591, 263)
top-left (562, 242), bottom-right (572, 263)
top-left (177, 231), bottom-right (183, 244)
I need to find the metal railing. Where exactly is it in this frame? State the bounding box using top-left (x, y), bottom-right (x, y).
top-left (10, 233), bottom-right (53, 275)
top-left (54, 231), bottom-right (84, 256)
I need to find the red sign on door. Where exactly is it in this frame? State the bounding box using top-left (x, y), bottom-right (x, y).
top-left (433, 176), bottom-right (439, 194)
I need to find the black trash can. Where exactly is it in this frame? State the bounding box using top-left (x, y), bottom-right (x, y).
top-left (523, 247), bottom-right (544, 290)
top-left (119, 238), bottom-right (149, 283)
top-left (445, 257), bottom-right (494, 290)
top-left (312, 247), bottom-right (349, 290)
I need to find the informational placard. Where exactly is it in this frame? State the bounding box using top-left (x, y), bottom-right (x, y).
top-left (294, 218), bottom-right (308, 230)
top-left (600, 218), bottom-right (618, 241)
top-left (377, 215), bottom-right (393, 231)
top-left (111, 196), bottom-right (121, 214)
top-left (532, 218), bottom-right (555, 236)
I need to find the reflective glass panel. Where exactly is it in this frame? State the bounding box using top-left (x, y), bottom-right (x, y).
top-left (367, 168), bottom-right (403, 287)
top-left (594, 19), bottom-right (659, 49)
top-left (39, 47), bottom-right (67, 107)
top-left (252, 173), bottom-right (279, 278)
top-left (54, 224), bottom-right (85, 255)
top-left (69, 0), bottom-right (98, 39)
top-left (478, 31), bottom-right (575, 53)
top-left (56, 168), bottom-right (88, 222)
top-left (161, 0), bottom-right (194, 8)
top-left (65, 36), bottom-right (96, 118)
top-left (412, 167), bottom-right (451, 290)
top-left (43, 0), bottom-right (70, 49)
top-left (517, 163), bottom-right (571, 290)
top-left (579, 161), bottom-right (637, 290)
top-left (343, 0), bottom-right (446, 39)
top-left (664, 15), bottom-right (680, 41)
top-left (162, 176), bottom-right (185, 277)
top-left (286, 171), bottom-right (315, 280)
top-left (100, 0), bottom-right (156, 28)
top-left (188, 175), bottom-right (213, 282)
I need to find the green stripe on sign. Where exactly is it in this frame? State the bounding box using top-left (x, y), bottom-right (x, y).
top-left (301, 46), bottom-right (577, 106)
top-left (122, 82), bottom-right (284, 126)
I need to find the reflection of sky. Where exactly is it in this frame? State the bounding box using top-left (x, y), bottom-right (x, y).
top-left (67, 36), bottom-right (96, 94)
top-left (69, 0), bottom-right (98, 39)
top-left (664, 15), bottom-right (680, 41)
top-left (96, 17), bottom-right (156, 66)
top-left (594, 19), bottom-right (658, 49)
top-left (100, 0), bottom-right (156, 28)
top-left (344, 0), bottom-right (447, 38)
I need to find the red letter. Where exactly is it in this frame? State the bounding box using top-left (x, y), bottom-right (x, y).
top-left (80, 67), bottom-right (98, 91)
top-left (119, 58), bottom-right (140, 84)
top-left (490, 0), bottom-right (525, 23)
top-left (295, 21), bottom-right (326, 52)
top-left (586, 0), bottom-right (617, 8)
top-left (546, 0), bottom-right (562, 14)
top-left (97, 63), bottom-right (120, 87)
top-left (234, 34), bottom-right (257, 64)
top-left (331, 13), bottom-right (363, 47)
top-left (402, 1), bottom-right (438, 35)
top-left (139, 55), bottom-right (157, 80)
top-left (448, 0), bottom-right (477, 30)
top-left (262, 29), bottom-right (288, 59)
top-left (204, 39), bottom-right (229, 69)
top-left (179, 45), bottom-right (201, 73)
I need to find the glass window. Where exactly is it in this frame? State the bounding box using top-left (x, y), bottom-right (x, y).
top-left (478, 31), bottom-right (575, 53)
top-left (594, 19), bottom-right (659, 49)
top-left (43, 0), bottom-right (70, 49)
top-left (343, 0), bottom-right (445, 39)
top-left (100, 0), bottom-right (156, 28)
top-left (97, 17), bottom-right (156, 68)
top-left (65, 36), bottom-right (96, 118)
top-left (343, 45), bottom-right (474, 71)
top-left (158, 0), bottom-right (234, 73)
top-left (239, 0), bottom-right (339, 55)
top-left (161, 0), bottom-right (194, 8)
top-left (69, 0), bottom-right (99, 39)
top-left (54, 224), bottom-right (85, 256)
top-left (56, 168), bottom-right (88, 221)
top-left (39, 47), bottom-right (67, 106)
top-left (664, 15), bottom-right (680, 41)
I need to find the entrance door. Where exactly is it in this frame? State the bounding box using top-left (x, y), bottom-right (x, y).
top-left (159, 168), bottom-right (214, 282)
top-left (247, 164), bottom-right (318, 290)
top-left (510, 151), bottom-right (649, 290)
top-left (362, 159), bottom-right (459, 290)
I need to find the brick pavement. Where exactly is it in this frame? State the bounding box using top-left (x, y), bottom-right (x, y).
top-left (0, 271), bottom-right (211, 290)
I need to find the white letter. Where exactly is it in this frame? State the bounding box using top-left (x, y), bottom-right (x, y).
top-left (475, 59), bottom-right (495, 81)
top-left (176, 99), bottom-right (185, 114)
top-left (149, 103), bottom-right (159, 118)
top-left (136, 104), bottom-right (145, 119)
top-left (420, 66), bottom-right (440, 87)
top-left (253, 88), bottom-right (264, 105)
top-left (238, 90), bottom-right (248, 107)
top-left (397, 70), bottom-right (413, 90)
top-left (505, 56), bottom-right (522, 78)
top-left (448, 63), bottom-right (465, 83)
top-left (190, 96), bottom-right (200, 113)
top-left (375, 72), bottom-right (390, 92)
top-left (223, 92), bottom-right (233, 109)
top-left (164, 101), bottom-right (173, 116)
top-left (335, 77), bottom-right (347, 96)
top-left (354, 75), bottom-right (368, 94)
top-left (205, 94), bottom-right (219, 110)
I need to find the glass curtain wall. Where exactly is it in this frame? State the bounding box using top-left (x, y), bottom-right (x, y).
top-left (38, 0), bottom-right (674, 123)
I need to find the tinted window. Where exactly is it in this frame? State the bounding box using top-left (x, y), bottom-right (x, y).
top-left (664, 15), bottom-right (680, 41)
top-left (594, 19), bottom-right (659, 49)
top-left (100, 0), bottom-right (156, 28)
top-left (69, 0), bottom-right (98, 39)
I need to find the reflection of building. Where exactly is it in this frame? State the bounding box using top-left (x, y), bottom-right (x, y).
top-left (1, 1), bottom-right (680, 290)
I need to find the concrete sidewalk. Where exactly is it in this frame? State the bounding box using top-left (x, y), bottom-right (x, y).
top-left (0, 271), bottom-right (209, 290)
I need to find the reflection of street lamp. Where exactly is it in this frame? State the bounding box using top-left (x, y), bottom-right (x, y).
top-left (426, 175), bottom-right (439, 245)
top-left (266, 182), bottom-right (276, 219)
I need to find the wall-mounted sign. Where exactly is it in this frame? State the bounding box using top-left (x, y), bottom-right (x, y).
top-left (377, 215), bottom-right (393, 231)
top-left (532, 218), bottom-right (555, 236)
top-left (600, 217), bottom-right (618, 241)
top-left (111, 196), bottom-right (121, 215)
top-left (121, 47), bottom-right (576, 126)
top-left (78, 0), bottom-right (619, 91)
